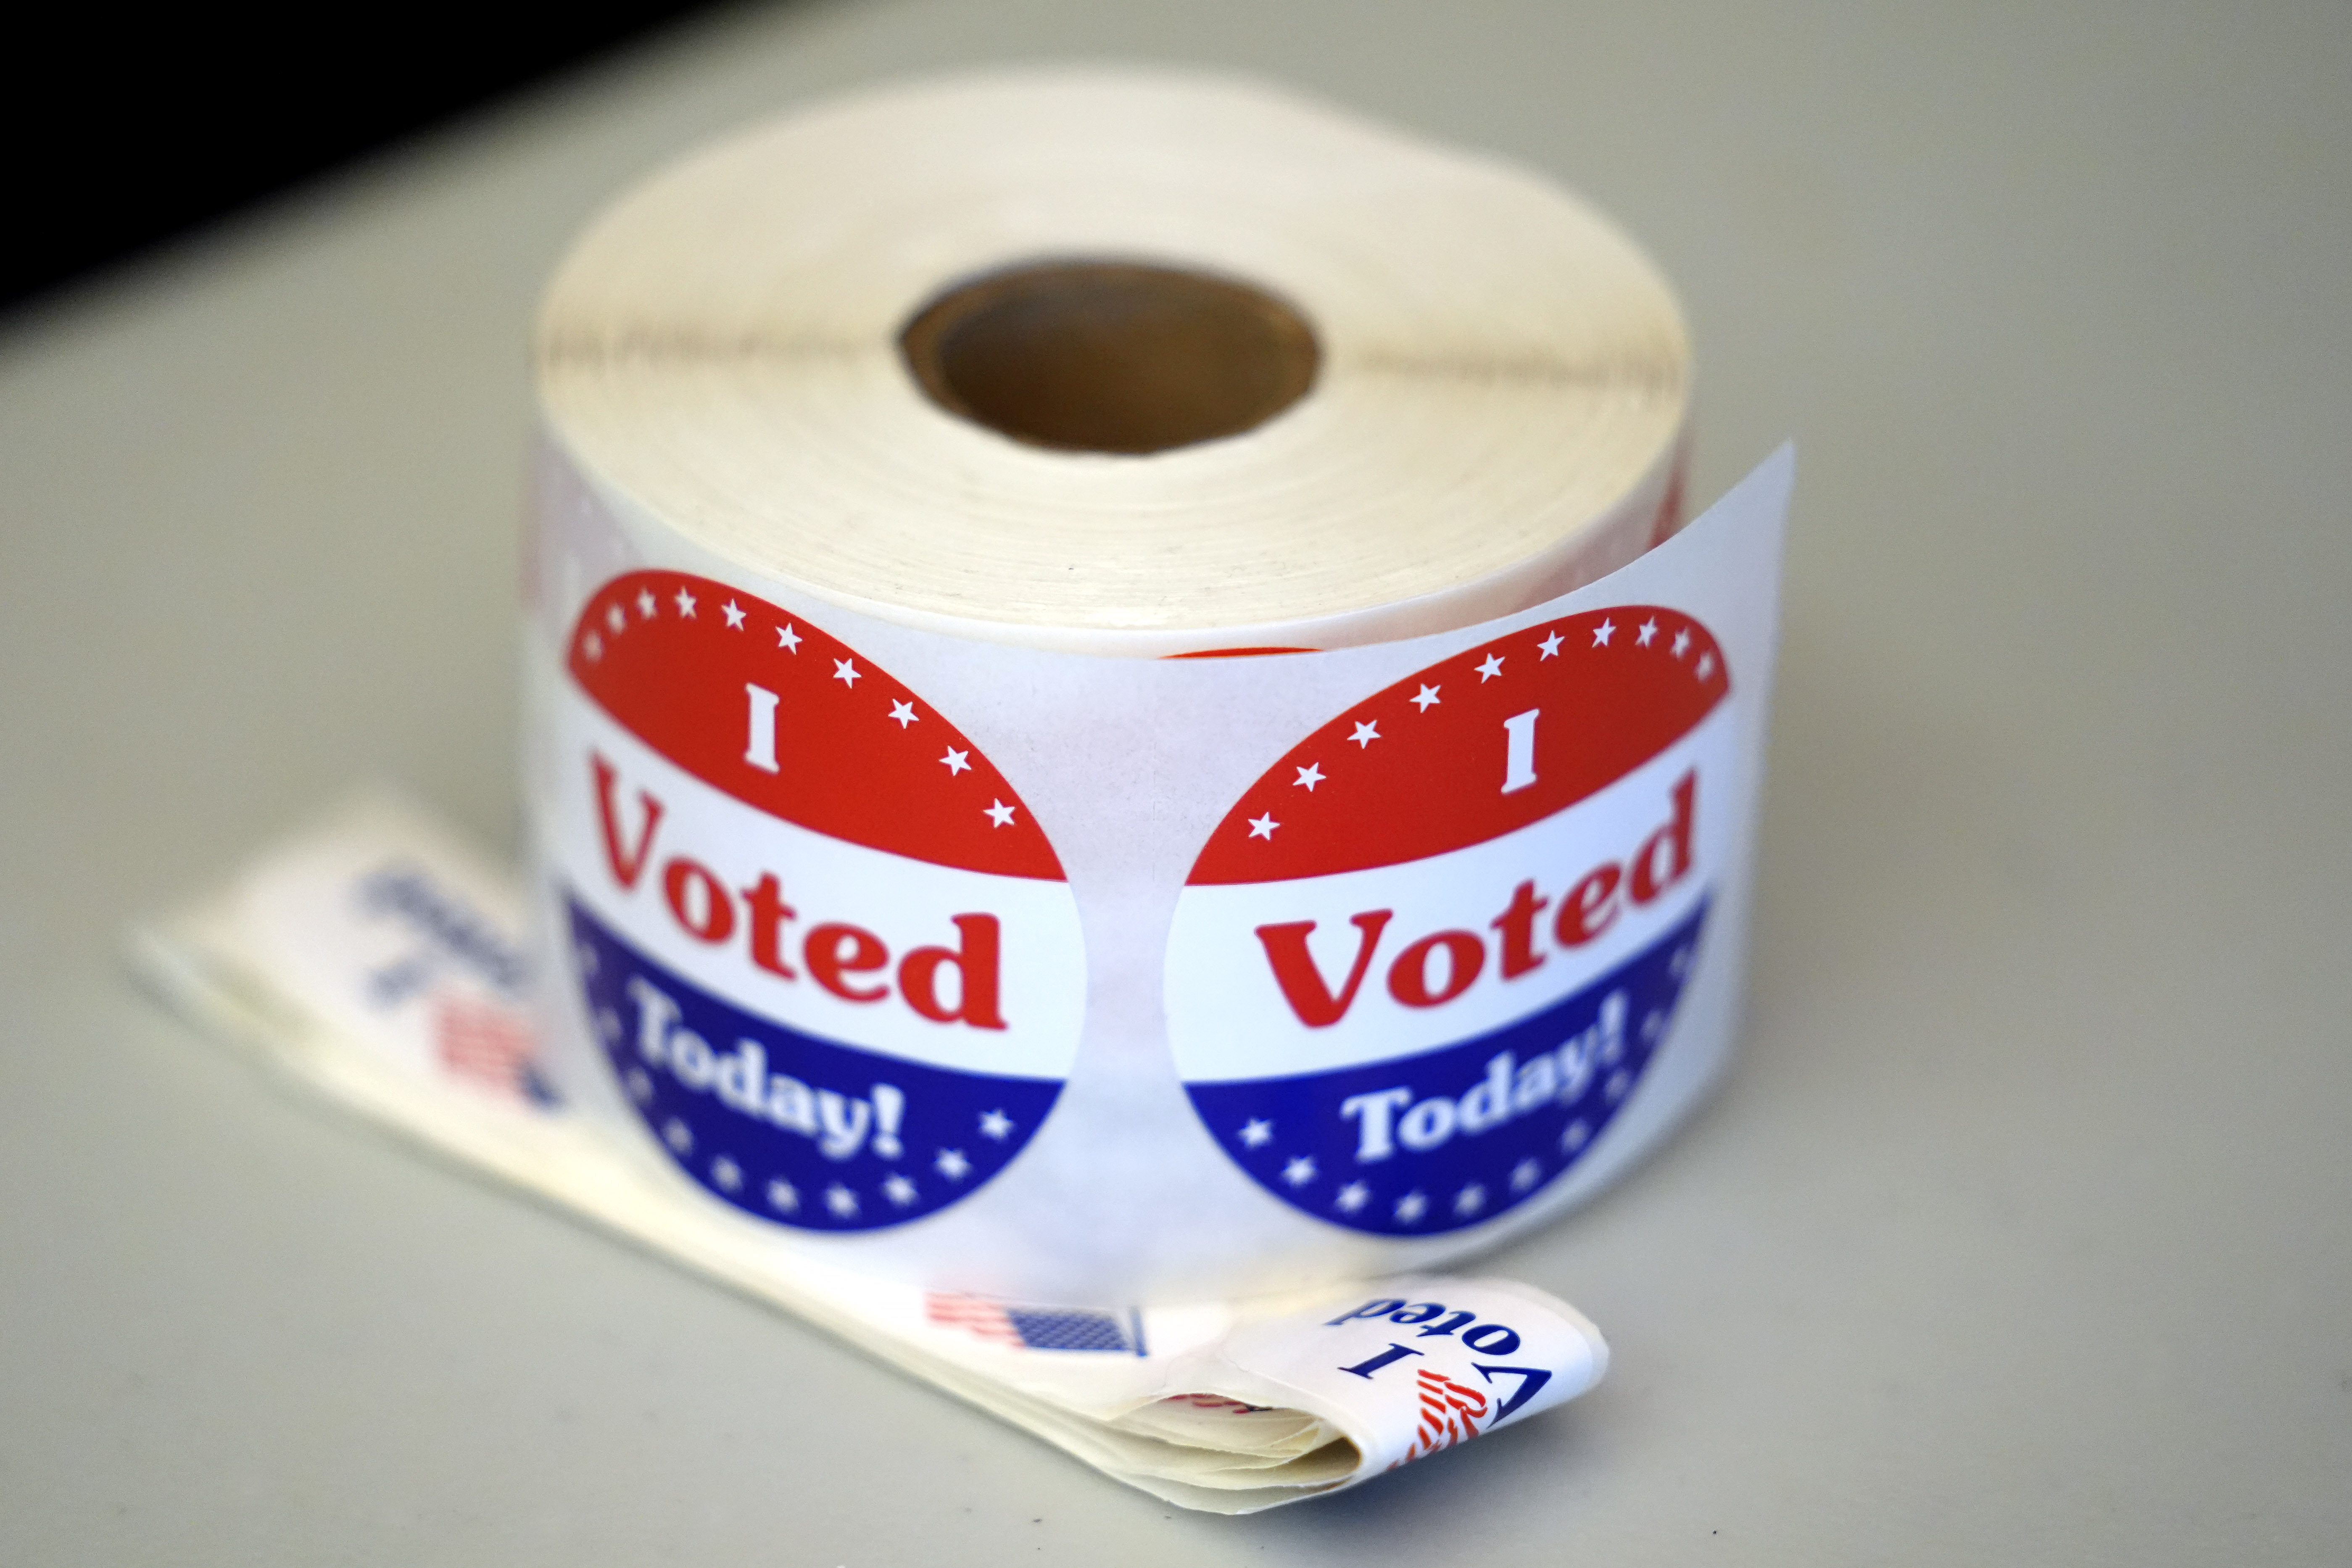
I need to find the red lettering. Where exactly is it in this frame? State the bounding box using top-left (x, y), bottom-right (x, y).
top-left (1250, 771), bottom-right (1702, 1019)
top-left (1388, 930), bottom-right (1485, 1008)
top-left (591, 754), bottom-right (664, 889)
top-left (806, 922), bottom-right (889, 1002)
top-left (1556, 864), bottom-right (1622, 946)
top-left (1255, 912), bottom-right (1393, 1028)
top-left (662, 858), bottom-right (735, 943)
top-left (1490, 880), bottom-right (1549, 978)
top-left (1631, 770), bottom-right (1696, 903)
top-left (741, 872), bottom-right (798, 978)
top-left (899, 914), bottom-right (1006, 1030)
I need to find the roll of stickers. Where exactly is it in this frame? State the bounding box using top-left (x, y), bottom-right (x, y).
top-left (525, 68), bottom-right (1749, 1304)
top-left (137, 69), bottom-right (1792, 1508)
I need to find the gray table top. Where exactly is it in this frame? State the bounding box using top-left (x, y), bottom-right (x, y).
top-left (4, 1), bottom-right (2347, 1561)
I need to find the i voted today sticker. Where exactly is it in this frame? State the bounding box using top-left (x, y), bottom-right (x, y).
top-left (1167, 608), bottom-right (1735, 1236)
top-left (554, 571), bottom-right (1084, 1231)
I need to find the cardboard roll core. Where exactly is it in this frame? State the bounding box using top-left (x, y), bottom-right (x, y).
top-left (900, 261), bottom-right (1320, 454)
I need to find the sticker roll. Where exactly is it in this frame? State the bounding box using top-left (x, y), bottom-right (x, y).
top-left (526, 69), bottom-right (1717, 1304)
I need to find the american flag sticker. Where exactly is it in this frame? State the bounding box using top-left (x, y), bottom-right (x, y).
top-left (925, 1294), bottom-right (1147, 1355)
top-left (1167, 607), bottom-right (1737, 1236)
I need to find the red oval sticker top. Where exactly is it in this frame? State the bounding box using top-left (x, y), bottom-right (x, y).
top-left (1187, 607), bottom-right (1729, 885)
top-left (567, 572), bottom-right (1063, 880)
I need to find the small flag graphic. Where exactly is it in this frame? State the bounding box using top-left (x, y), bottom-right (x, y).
top-left (433, 995), bottom-right (552, 1104)
top-left (924, 1294), bottom-right (1144, 1354)
top-left (1403, 1368), bottom-right (1491, 1462)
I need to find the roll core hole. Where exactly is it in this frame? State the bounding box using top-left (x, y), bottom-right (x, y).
top-left (900, 261), bottom-right (1319, 455)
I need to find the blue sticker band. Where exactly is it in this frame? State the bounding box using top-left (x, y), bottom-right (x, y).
top-left (1184, 897), bottom-right (1707, 1236)
top-left (568, 896), bottom-right (1063, 1232)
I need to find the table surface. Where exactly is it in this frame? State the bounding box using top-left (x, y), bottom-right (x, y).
top-left (5, 1), bottom-right (2347, 1561)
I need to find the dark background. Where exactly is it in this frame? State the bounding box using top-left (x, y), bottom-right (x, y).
top-left (5, 3), bottom-right (733, 316)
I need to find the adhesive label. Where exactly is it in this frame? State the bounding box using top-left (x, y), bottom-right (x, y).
top-left (1168, 608), bottom-right (1733, 1235)
top-left (555, 571), bottom-right (1084, 1230)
